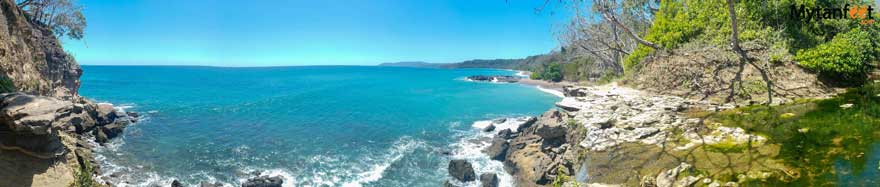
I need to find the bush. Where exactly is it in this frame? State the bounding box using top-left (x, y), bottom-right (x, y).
top-left (795, 28), bottom-right (878, 82)
top-left (71, 159), bottom-right (97, 187)
top-left (529, 62), bottom-right (563, 82)
top-left (0, 77), bottom-right (14, 93)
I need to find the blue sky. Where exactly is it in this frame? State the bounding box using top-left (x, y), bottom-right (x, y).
top-left (63, 0), bottom-right (570, 66)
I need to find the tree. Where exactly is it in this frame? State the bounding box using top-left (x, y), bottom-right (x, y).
top-left (557, 0), bottom-right (661, 74)
top-left (725, 0), bottom-right (773, 104)
top-left (593, 0), bottom-right (663, 51)
top-left (15, 0), bottom-right (86, 40)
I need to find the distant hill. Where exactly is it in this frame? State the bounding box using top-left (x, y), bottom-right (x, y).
top-left (377, 61), bottom-right (443, 68)
top-left (378, 53), bottom-right (564, 71)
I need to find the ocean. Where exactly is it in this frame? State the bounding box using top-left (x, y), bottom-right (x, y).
top-left (78, 66), bottom-right (561, 187)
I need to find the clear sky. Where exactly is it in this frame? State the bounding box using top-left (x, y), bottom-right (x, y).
top-left (63, 0), bottom-right (570, 66)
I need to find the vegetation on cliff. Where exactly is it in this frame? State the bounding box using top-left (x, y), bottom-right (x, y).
top-left (0, 77), bottom-right (13, 93)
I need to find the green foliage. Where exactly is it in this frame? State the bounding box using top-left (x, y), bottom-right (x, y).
top-left (551, 165), bottom-right (571, 187)
top-left (795, 28), bottom-right (878, 83)
top-left (0, 77), bottom-right (14, 93)
top-left (623, 45), bottom-right (652, 71)
top-left (71, 159), bottom-right (97, 187)
top-left (531, 62), bottom-right (563, 82)
top-left (622, 0), bottom-right (880, 84)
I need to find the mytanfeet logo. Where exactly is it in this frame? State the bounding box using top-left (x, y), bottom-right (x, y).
top-left (791, 2), bottom-right (876, 25)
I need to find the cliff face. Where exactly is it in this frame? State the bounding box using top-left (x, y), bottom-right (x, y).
top-left (0, 0), bottom-right (82, 98)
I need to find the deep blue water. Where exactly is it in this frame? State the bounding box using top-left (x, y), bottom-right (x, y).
top-left (79, 66), bottom-right (559, 187)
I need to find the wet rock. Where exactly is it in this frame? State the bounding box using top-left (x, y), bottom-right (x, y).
top-left (516, 117), bottom-right (538, 132)
top-left (655, 163), bottom-right (691, 187)
top-left (483, 123), bottom-right (495, 132)
top-left (448, 159), bottom-right (476, 182)
top-left (497, 129), bottom-right (515, 139)
top-left (200, 181), bottom-right (223, 187)
top-left (535, 110), bottom-right (567, 140)
top-left (466, 75), bottom-right (521, 83)
top-left (241, 175), bottom-right (283, 187)
top-left (95, 103), bottom-right (119, 125)
top-left (171, 180), bottom-right (182, 187)
top-left (443, 180), bottom-right (459, 187)
top-left (483, 137), bottom-right (509, 161)
top-left (480, 173), bottom-right (499, 187)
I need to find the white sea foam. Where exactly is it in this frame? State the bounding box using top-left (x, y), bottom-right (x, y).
top-left (470, 117), bottom-right (531, 133)
top-left (448, 118), bottom-right (528, 187)
top-left (515, 71), bottom-right (529, 77)
top-left (536, 85), bottom-right (564, 98)
top-left (342, 136), bottom-right (424, 187)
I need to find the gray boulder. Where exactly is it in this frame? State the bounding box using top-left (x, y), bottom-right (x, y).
top-left (480, 173), bottom-right (499, 187)
top-left (241, 176), bottom-right (283, 187)
top-left (535, 110), bottom-right (567, 139)
top-left (516, 117), bottom-right (538, 132)
top-left (171, 180), bottom-right (182, 187)
top-left (448, 159), bottom-right (476, 182)
top-left (482, 124), bottom-right (495, 132)
top-left (200, 181), bottom-right (223, 187)
top-left (497, 129), bottom-right (515, 139)
top-left (483, 137), bottom-right (509, 161)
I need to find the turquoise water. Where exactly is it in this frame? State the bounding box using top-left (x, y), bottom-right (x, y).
top-left (79, 66), bottom-right (559, 186)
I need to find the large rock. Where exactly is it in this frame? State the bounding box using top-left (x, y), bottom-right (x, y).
top-left (483, 137), bottom-right (509, 161)
top-left (655, 163), bottom-right (691, 187)
top-left (466, 75), bottom-right (521, 83)
top-left (497, 129), bottom-right (515, 139)
top-left (516, 117), bottom-right (538, 133)
top-left (94, 103), bottom-right (118, 125)
top-left (241, 176), bottom-right (283, 187)
top-left (535, 110), bottom-right (567, 140)
top-left (1, 93), bottom-right (135, 154)
top-left (480, 173), bottom-right (499, 187)
top-left (448, 159), bottom-right (476, 182)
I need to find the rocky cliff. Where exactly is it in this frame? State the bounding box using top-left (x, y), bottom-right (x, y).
top-left (0, 0), bottom-right (82, 98)
top-left (0, 0), bottom-right (135, 186)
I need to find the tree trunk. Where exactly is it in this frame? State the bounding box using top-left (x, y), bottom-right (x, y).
top-left (726, 0), bottom-right (773, 104)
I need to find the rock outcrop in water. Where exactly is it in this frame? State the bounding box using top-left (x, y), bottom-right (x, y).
top-left (241, 175), bottom-right (284, 187)
top-left (0, 93), bottom-right (136, 186)
top-left (466, 75), bottom-right (521, 83)
top-left (448, 159), bottom-right (477, 182)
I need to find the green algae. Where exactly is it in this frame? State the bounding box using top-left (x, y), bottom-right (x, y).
top-left (706, 82), bottom-right (880, 186)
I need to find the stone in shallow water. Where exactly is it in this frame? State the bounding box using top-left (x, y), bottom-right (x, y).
top-left (480, 173), bottom-right (499, 187)
top-left (241, 175), bottom-right (283, 187)
top-left (483, 137), bottom-right (509, 161)
top-left (448, 159), bottom-right (476, 182)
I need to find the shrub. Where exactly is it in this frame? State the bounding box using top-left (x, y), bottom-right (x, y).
top-left (71, 159), bottom-right (97, 187)
top-left (795, 28), bottom-right (877, 82)
top-left (0, 77), bottom-right (14, 93)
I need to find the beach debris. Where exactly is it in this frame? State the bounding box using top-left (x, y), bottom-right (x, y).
top-left (779, 113), bottom-right (796, 119)
top-left (798, 128), bottom-right (810, 133)
top-left (840, 103), bottom-right (854, 109)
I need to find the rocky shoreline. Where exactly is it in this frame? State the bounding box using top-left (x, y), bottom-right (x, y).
top-left (0, 93), bottom-right (137, 186)
top-left (443, 83), bottom-right (767, 187)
